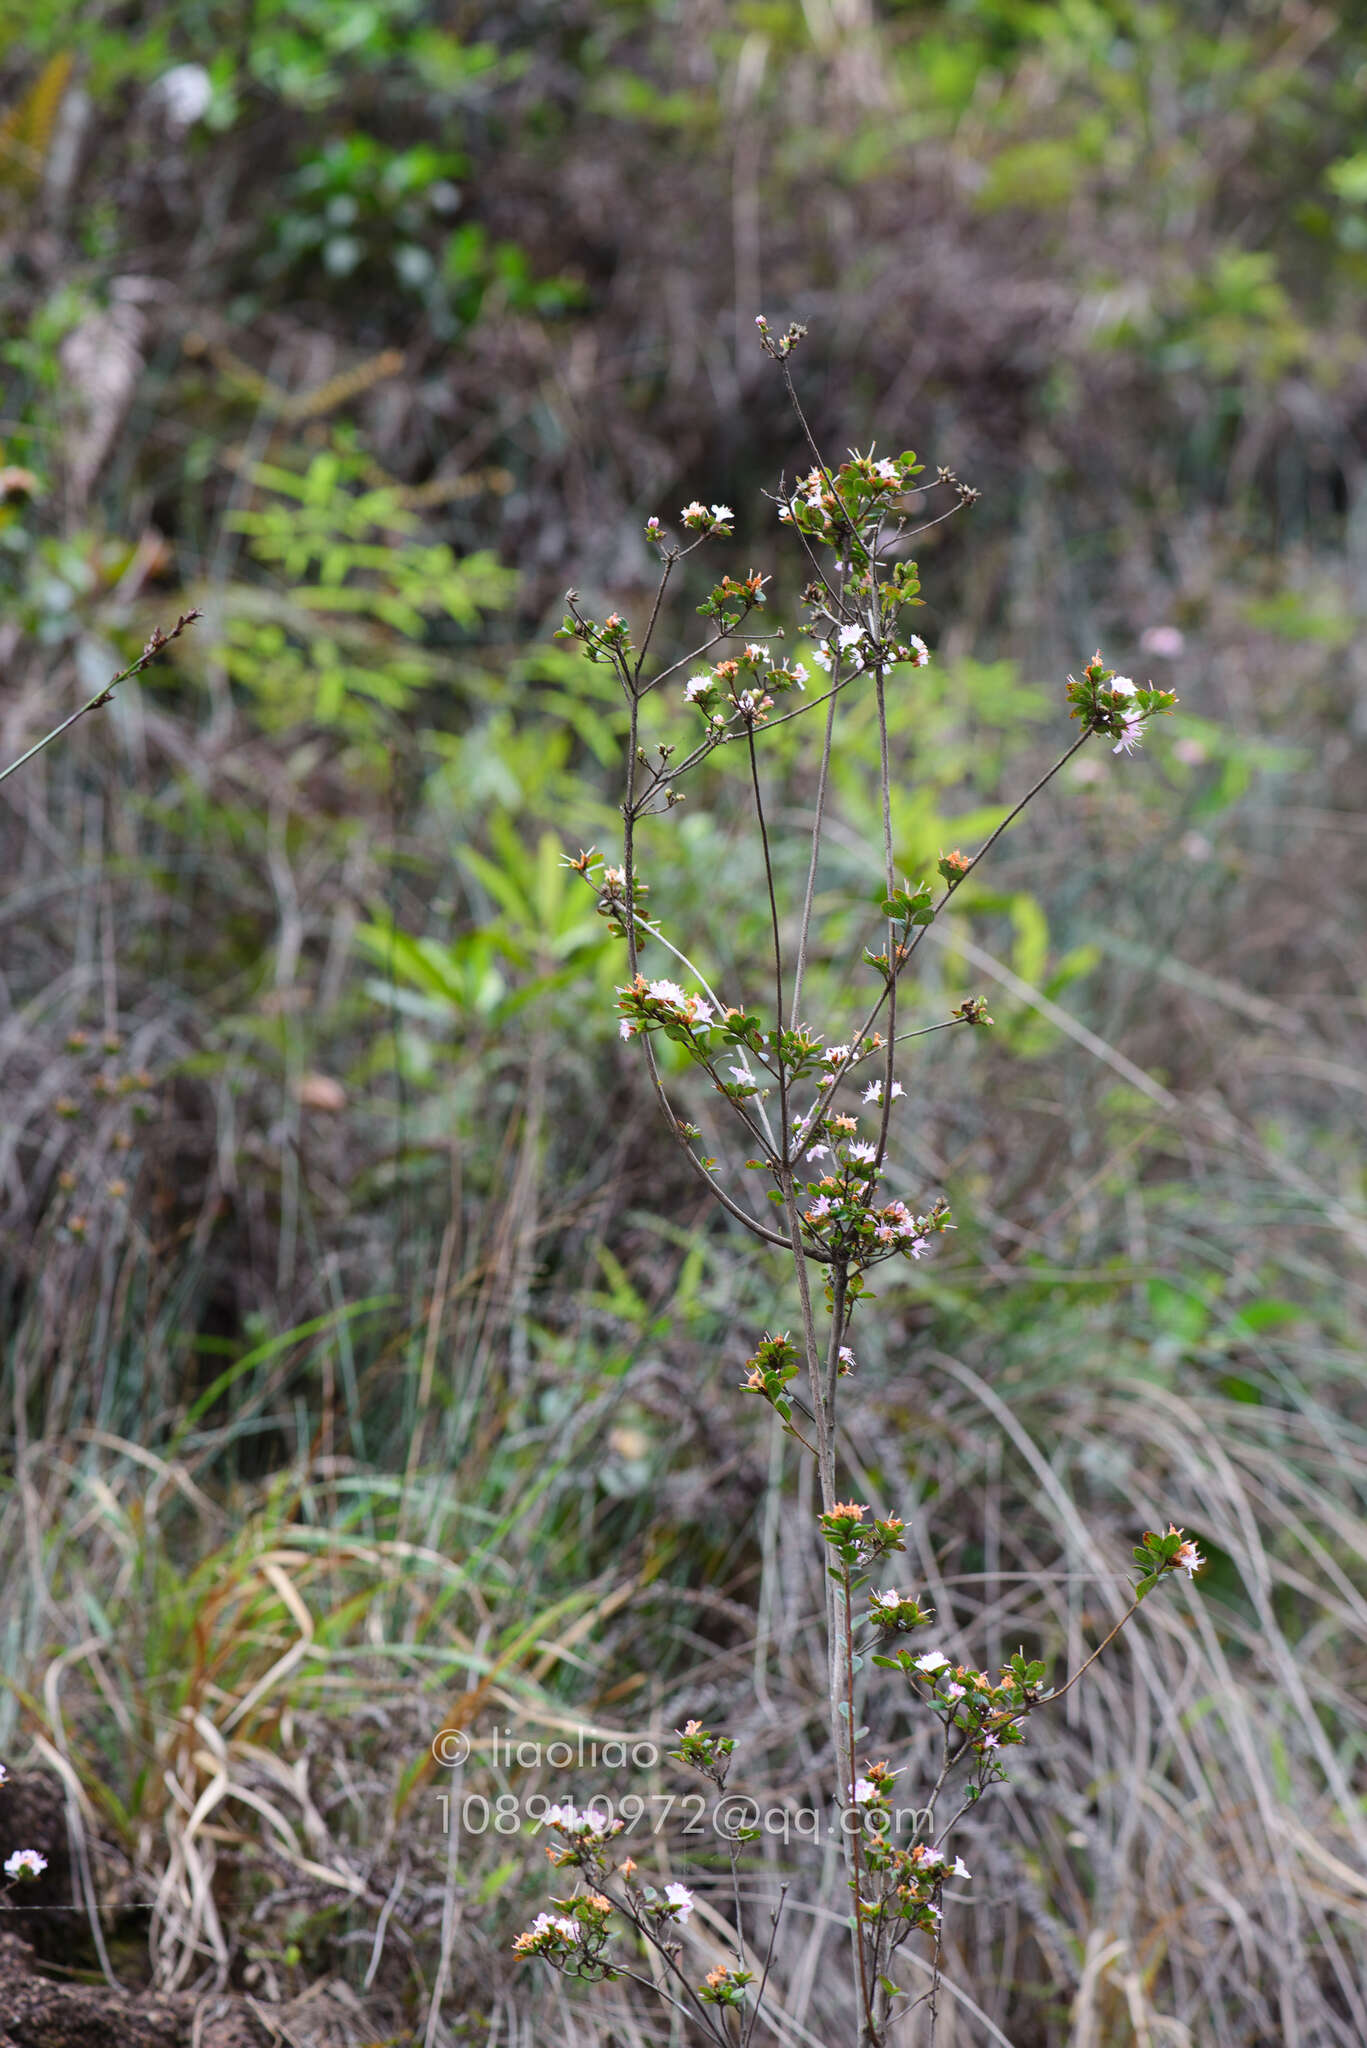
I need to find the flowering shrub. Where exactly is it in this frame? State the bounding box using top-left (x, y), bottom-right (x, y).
top-left (515, 322), bottom-right (1193, 2044)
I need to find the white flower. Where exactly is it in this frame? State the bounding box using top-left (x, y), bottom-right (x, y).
top-left (862, 1080), bottom-right (905, 1104)
top-left (3, 1849), bottom-right (47, 1881)
top-left (906, 635), bottom-right (930, 667)
top-left (804, 1143), bottom-right (829, 1161)
top-left (852, 1777), bottom-right (877, 1805)
top-left (875, 458), bottom-right (900, 483)
top-left (710, 504), bottom-right (733, 523)
top-left (728, 1064), bottom-right (756, 1086)
top-left (521, 1910), bottom-right (579, 1944)
top-left (823, 1044), bottom-right (850, 1065)
top-left (847, 1141), bottom-right (877, 1165)
top-left (153, 62), bottom-right (213, 127)
top-left (645, 978), bottom-right (687, 1007)
top-left (1174, 1538), bottom-right (1204, 1579)
top-left (1109, 675), bottom-right (1137, 697)
top-left (920, 1846), bottom-right (944, 1868)
top-left (684, 994), bottom-right (715, 1029)
top-left (546, 1802), bottom-right (607, 1835)
top-left (946, 1681), bottom-right (966, 1700)
top-left (742, 642), bottom-right (769, 662)
top-left (950, 1855), bottom-right (972, 1881)
top-left (0, 1762), bottom-right (8, 1786)
top-left (811, 644), bottom-right (832, 671)
top-left (680, 500), bottom-right (707, 523)
top-left (805, 1194), bottom-right (832, 1220)
top-left (664, 1881), bottom-right (695, 1922)
top-left (684, 674), bottom-right (713, 702)
top-left (1112, 709), bottom-right (1146, 756)
top-left (619, 1020), bottom-right (636, 1040)
top-left (790, 661), bottom-right (809, 685)
top-left (838, 624), bottom-right (866, 651)
top-left (838, 1345), bottom-right (856, 1369)
top-left (914, 1650), bottom-right (950, 1674)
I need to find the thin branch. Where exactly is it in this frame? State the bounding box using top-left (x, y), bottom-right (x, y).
top-left (0, 611), bottom-right (201, 789)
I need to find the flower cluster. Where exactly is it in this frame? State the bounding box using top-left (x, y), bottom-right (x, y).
top-left (871, 1647), bottom-right (1049, 1785)
top-left (797, 1117), bottom-right (951, 1271)
top-left (754, 312), bottom-right (807, 360)
top-left (845, 1761), bottom-right (976, 1931)
top-left (1133, 1523), bottom-right (1205, 1594)
top-left (819, 1500), bottom-right (907, 1572)
top-left (867, 1588), bottom-right (933, 1633)
top-left (696, 567), bottom-right (769, 630)
top-left (1065, 650), bottom-right (1178, 756)
top-left (700, 1962), bottom-right (755, 2009)
top-left (616, 974), bottom-right (717, 1042)
top-left (512, 1826), bottom-right (702, 1992)
top-left (670, 1718), bottom-right (735, 1788)
top-left (739, 1331), bottom-right (802, 1421)
top-left (542, 1802), bottom-right (626, 1868)
top-left (777, 447), bottom-right (924, 554)
top-left (554, 599), bottom-right (637, 667)
top-left (682, 640), bottom-right (809, 729)
top-left (680, 500), bottom-right (734, 534)
top-left (512, 1890), bottom-right (618, 1980)
top-left (808, 621), bottom-right (929, 678)
top-left (859, 1832), bottom-right (973, 1934)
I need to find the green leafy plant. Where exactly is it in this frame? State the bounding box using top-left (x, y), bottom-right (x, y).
top-left (215, 440), bottom-right (515, 743)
